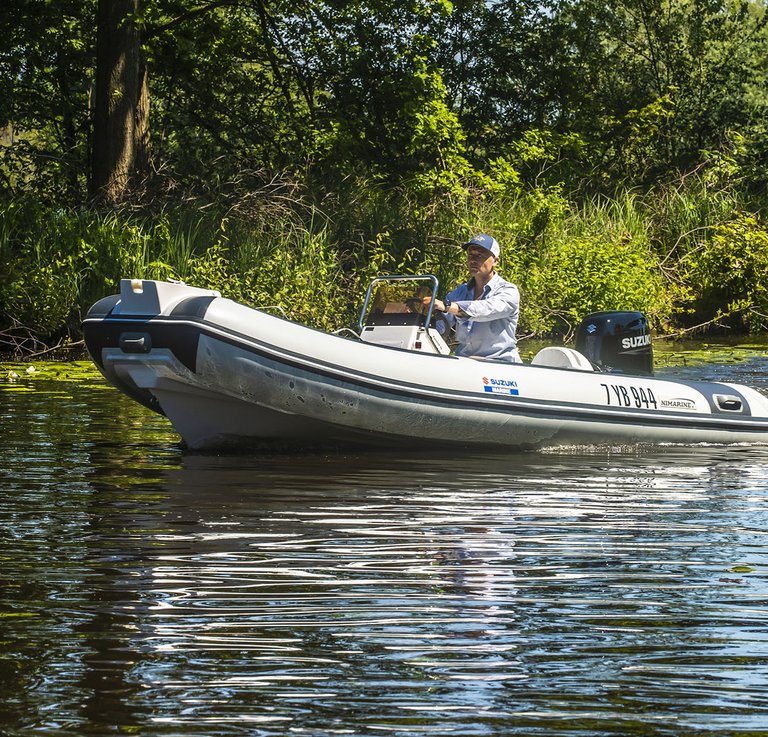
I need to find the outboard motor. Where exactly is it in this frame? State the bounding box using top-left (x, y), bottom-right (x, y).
top-left (575, 311), bottom-right (653, 375)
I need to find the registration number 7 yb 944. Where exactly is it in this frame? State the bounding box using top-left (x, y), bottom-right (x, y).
top-left (600, 382), bottom-right (658, 409)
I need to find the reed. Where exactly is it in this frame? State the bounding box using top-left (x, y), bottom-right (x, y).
top-left (2, 164), bottom-right (767, 356)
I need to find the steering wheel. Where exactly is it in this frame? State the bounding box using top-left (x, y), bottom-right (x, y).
top-left (430, 306), bottom-right (453, 334)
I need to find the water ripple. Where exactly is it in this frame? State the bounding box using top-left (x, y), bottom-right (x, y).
top-left (2, 369), bottom-right (768, 735)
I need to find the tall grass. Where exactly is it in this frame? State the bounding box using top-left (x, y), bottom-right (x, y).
top-left (1, 166), bottom-right (766, 355)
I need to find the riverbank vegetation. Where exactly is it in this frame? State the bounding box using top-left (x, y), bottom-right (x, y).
top-left (2, 1), bottom-right (768, 356)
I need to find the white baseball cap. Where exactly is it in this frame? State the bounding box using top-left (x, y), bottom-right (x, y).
top-left (462, 234), bottom-right (500, 258)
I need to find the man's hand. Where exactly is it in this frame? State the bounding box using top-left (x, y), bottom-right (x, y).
top-left (424, 296), bottom-right (452, 313)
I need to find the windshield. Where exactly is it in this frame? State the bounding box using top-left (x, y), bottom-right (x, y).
top-left (360, 277), bottom-right (437, 328)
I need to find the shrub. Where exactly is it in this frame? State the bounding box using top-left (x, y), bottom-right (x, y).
top-left (522, 232), bottom-right (669, 337)
top-left (680, 213), bottom-right (768, 332)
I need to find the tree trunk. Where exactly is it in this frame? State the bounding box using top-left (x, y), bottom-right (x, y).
top-left (90, 0), bottom-right (150, 206)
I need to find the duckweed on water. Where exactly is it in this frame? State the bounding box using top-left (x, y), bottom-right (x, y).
top-left (654, 338), bottom-right (768, 368)
top-left (0, 360), bottom-right (103, 386)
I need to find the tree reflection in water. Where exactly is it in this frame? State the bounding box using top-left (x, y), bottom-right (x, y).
top-left (1, 361), bottom-right (768, 735)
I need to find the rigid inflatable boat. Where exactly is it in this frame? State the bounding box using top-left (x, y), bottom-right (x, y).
top-left (83, 277), bottom-right (768, 450)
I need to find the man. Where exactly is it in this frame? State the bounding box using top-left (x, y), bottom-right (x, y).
top-left (433, 234), bottom-right (521, 362)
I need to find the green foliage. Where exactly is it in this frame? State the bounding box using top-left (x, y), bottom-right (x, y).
top-left (185, 228), bottom-right (351, 332)
top-left (5, 0), bottom-right (768, 350)
top-left (0, 0), bottom-right (96, 202)
top-left (6, 259), bottom-right (81, 334)
top-left (681, 213), bottom-right (768, 331)
top-left (1, 203), bottom-right (91, 334)
top-left (5, 0), bottom-right (768, 201)
top-left (2, 167), bottom-right (768, 356)
top-left (0, 200), bottom-right (212, 340)
top-left (524, 232), bottom-right (668, 336)
top-left (501, 130), bottom-right (586, 187)
top-left (607, 94), bottom-right (678, 183)
top-left (554, 0), bottom-right (768, 186)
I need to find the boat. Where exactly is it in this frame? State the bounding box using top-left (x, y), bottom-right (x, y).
top-left (82, 276), bottom-right (768, 450)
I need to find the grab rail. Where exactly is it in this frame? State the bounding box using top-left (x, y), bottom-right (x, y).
top-left (358, 274), bottom-right (440, 333)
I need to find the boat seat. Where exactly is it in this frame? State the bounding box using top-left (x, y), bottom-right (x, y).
top-left (531, 347), bottom-right (595, 372)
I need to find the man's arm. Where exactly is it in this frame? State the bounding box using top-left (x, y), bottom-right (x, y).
top-left (453, 285), bottom-right (519, 322)
top-left (433, 299), bottom-right (467, 318)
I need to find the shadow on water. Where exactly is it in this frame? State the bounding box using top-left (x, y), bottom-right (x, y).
top-left (1, 358), bottom-right (768, 735)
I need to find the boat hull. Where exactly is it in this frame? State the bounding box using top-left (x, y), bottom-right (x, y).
top-left (83, 280), bottom-right (768, 450)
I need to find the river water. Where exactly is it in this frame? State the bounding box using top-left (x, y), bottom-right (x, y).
top-left (2, 350), bottom-right (768, 736)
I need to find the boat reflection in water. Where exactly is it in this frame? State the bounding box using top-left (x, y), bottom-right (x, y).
top-left (119, 446), bottom-right (768, 734)
top-left (3, 365), bottom-right (768, 734)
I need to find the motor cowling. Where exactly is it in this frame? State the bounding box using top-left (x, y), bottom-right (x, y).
top-left (575, 311), bottom-right (653, 375)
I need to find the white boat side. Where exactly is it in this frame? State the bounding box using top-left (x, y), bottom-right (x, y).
top-left (83, 279), bottom-right (768, 450)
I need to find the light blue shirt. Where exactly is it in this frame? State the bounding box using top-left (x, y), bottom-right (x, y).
top-left (442, 273), bottom-right (521, 362)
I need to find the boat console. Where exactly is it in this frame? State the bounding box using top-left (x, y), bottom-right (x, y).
top-left (358, 275), bottom-right (450, 355)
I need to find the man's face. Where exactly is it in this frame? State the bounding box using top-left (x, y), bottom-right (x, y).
top-left (466, 246), bottom-right (497, 279)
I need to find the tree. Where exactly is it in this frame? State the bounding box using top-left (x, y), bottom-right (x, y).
top-left (4, 0), bottom-right (768, 204)
top-left (0, 0), bottom-right (96, 202)
top-left (90, 0), bottom-right (149, 205)
top-left (552, 0), bottom-right (768, 184)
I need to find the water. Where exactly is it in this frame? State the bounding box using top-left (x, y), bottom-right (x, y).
top-left (2, 356), bottom-right (768, 736)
